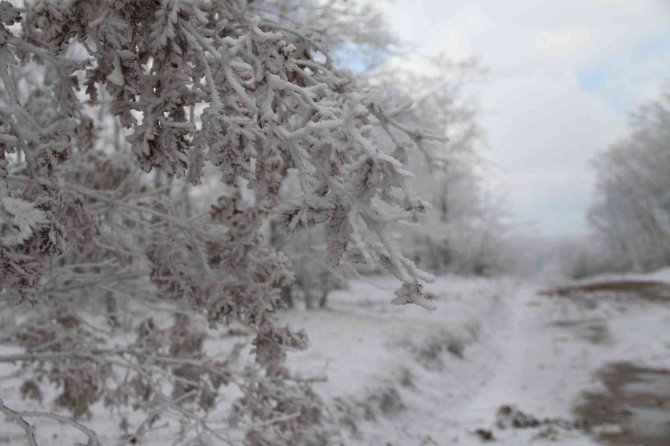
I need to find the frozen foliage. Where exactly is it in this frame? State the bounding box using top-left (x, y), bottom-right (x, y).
top-left (0, 0), bottom-right (442, 444)
top-left (589, 85), bottom-right (670, 272)
top-left (0, 196), bottom-right (48, 246)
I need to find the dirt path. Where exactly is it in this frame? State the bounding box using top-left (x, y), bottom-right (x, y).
top-left (454, 279), bottom-right (670, 445)
top-left (453, 283), bottom-right (598, 445)
top-left (543, 280), bottom-right (670, 446)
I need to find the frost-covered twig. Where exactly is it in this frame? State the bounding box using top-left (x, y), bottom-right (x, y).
top-left (17, 410), bottom-right (102, 446)
top-left (0, 399), bottom-right (38, 446)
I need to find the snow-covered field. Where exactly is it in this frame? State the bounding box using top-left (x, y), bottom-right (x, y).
top-left (2, 271), bottom-right (670, 445)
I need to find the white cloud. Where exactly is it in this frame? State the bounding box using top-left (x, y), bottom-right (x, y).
top-left (378, 0), bottom-right (670, 235)
top-left (533, 26), bottom-right (595, 61)
top-left (441, 28), bottom-right (472, 61)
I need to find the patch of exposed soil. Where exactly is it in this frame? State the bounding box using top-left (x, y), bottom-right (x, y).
top-left (540, 280), bottom-right (670, 303)
top-left (472, 405), bottom-right (588, 443)
top-left (574, 362), bottom-right (670, 446)
top-left (550, 318), bottom-right (612, 344)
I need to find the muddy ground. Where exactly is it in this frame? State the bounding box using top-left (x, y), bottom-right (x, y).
top-left (543, 280), bottom-right (670, 446)
top-left (575, 362), bottom-right (670, 446)
top-left (540, 280), bottom-right (670, 304)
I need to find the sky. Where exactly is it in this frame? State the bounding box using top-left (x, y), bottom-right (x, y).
top-left (376, 0), bottom-right (670, 236)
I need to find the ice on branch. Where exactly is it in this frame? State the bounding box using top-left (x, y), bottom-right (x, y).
top-left (0, 197), bottom-right (48, 246)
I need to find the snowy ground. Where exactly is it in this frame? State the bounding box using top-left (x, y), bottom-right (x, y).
top-left (2, 270), bottom-right (670, 445)
top-left (284, 270), bottom-right (670, 445)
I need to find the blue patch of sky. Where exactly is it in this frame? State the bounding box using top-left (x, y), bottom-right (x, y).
top-left (631, 31), bottom-right (670, 63)
top-left (578, 64), bottom-right (608, 93)
top-left (331, 43), bottom-right (392, 73)
top-left (578, 31), bottom-right (670, 114)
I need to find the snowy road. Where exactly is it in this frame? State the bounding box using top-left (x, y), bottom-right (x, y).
top-left (426, 274), bottom-right (670, 445)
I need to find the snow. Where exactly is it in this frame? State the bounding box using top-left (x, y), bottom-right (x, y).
top-left (2, 272), bottom-right (669, 444)
top-left (284, 272), bottom-right (670, 445)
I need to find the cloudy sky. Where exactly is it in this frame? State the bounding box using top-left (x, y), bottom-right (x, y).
top-left (376, 0), bottom-right (670, 236)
